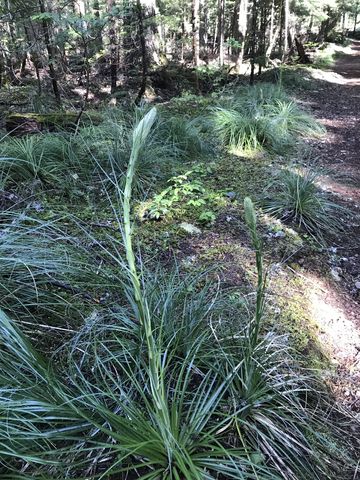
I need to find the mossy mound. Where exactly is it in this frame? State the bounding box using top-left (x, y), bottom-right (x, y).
top-left (5, 111), bottom-right (103, 135)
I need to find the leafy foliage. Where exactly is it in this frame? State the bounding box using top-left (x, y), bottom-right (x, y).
top-left (144, 165), bottom-right (221, 223)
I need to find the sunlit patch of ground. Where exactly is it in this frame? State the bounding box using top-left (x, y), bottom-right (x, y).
top-left (304, 272), bottom-right (360, 412)
top-left (316, 175), bottom-right (360, 202)
top-left (310, 69), bottom-right (347, 85)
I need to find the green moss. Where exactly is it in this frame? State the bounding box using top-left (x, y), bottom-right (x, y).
top-left (6, 111), bottom-right (103, 129)
top-left (270, 274), bottom-right (331, 370)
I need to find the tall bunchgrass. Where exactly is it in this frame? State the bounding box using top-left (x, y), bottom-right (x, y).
top-left (75, 107), bottom-right (207, 191)
top-left (262, 168), bottom-right (344, 240)
top-left (0, 107), bottom-right (207, 194)
top-left (0, 110), bottom-right (354, 479)
top-left (0, 210), bottom-right (128, 335)
top-left (211, 83), bottom-right (324, 154)
top-left (0, 135), bottom-right (66, 186)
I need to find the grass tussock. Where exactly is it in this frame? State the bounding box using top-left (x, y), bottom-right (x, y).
top-left (262, 168), bottom-right (344, 241)
top-left (0, 108), bottom-right (207, 192)
top-left (211, 83), bottom-right (324, 154)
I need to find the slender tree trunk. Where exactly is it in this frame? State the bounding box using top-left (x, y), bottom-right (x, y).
top-left (250, 0), bottom-right (257, 84)
top-left (354, 12), bottom-right (358, 34)
top-left (38, 0), bottom-right (61, 104)
top-left (269, 0), bottom-right (275, 44)
top-left (203, 0), bottom-right (209, 51)
top-left (181, 13), bottom-right (186, 62)
top-left (107, 0), bottom-right (117, 94)
top-left (192, 0), bottom-right (200, 66)
top-left (307, 13), bottom-right (313, 37)
top-left (258, 0), bottom-right (267, 74)
top-left (282, 0), bottom-right (289, 61)
top-left (218, 0), bottom-right (225, 66)
top-left (266, 23), bottom-right (280, 59)
top-left (212, 21), bottom-right (218, 54)
top-left (235, 0), bottom-right (248, 72)
top-left (136, 0), bottom-right (148, 103)
top-left (5, 1), bottom-right (20, 85)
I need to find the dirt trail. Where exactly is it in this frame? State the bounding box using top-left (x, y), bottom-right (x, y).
top-left (302, 42), bottom-right (360, 412)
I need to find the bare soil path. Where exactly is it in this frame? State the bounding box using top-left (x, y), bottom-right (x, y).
top-left (301, 41), bottom-right (360, 412)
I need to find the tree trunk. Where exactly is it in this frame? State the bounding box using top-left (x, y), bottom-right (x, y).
top-left (354, 12), bottom-right (358, 34)
top-left (180, 13), bottom-right (186, 62)
top-left (282, 0), bottom-right (289, 61)
top-left (107, 0), bottom-right (117, 94)
top-left (250, 0), bottom-right (257, 84)
top-left (258, 0), bottom-right (267, 75)
top-left (202, 0), bottom-right (209, 51)
top-left (234, 0), bottom-right (248, 72)
top-left (295, 37), bottom-right (311, 64)
top-left (136, 0), bottom-right (148, 103)
top-left (266, 24), bottom-right (280, 59)
top-left (38, 0), bottom-right (61, 104)
top-left (218, 0), bottom-right (225, 66)
top-left (192, 0), bottom-right (200, 66)
top-left (141, 0), bottom-right (161, 66)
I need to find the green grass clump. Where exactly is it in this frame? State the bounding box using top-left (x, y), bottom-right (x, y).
top-left (262, 168), bottom-right (344, 240)
top-left (0, 135), bottom-right (66, 186)
top-left (155, 113), bottom-right (207, 161)
top-left (211, 83), bottom-right (324, 154)
top-left (261, 66), bottom-right (315, 91)
top-left (0, 106), bottom-right (208, 194)
top-left (0, 213), bottom-right (96, 329)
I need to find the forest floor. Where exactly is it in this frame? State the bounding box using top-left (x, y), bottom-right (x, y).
top-left (157, 42), bottom-right (360, 414)
top-left (0, 40), bottom-right (360, 478)
top-left (296, 41), bottom-right (360, 411)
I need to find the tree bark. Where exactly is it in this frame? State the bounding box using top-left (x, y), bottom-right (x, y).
top-left (250, 0), bottom-right (257, 84)
top-left (107, 0), bottom-right (117, 94)
top-left (295, 37), bottom-right (311, 64)
top-left (282, 0), bottom-right (289, 61)
top-left (136, 0), bottom-right (148, 104)
top-left (218, 0), bottom-right (225, 66)
top-left (234, 0), bottom-right (248, 72)
top-left (192, 0), bottom-right (200, 66)
top-left (38, 0), bottom-right (61, 104)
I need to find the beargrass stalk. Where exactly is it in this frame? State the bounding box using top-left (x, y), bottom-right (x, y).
top-left (123, 107), bottom-right (157, 309)
top-left (244, 197), bottom-right (265, 347)
top-left (122, 107), bottom-right (171, 420)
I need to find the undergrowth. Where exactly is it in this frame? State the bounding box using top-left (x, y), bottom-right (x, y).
top-left (210, 83), bottom-right (324, 154)
top-left (0, 108), bottom-right (356, 479)
top-left (262, 168), bottom-right (344, 242)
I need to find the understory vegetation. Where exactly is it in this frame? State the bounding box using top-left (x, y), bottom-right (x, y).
top-left (211, 84), bottom-right (324, 154)
top-left (0, 80), bottom-right (358, 478)
top-left (0, 0), bottom-right (359, 476)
